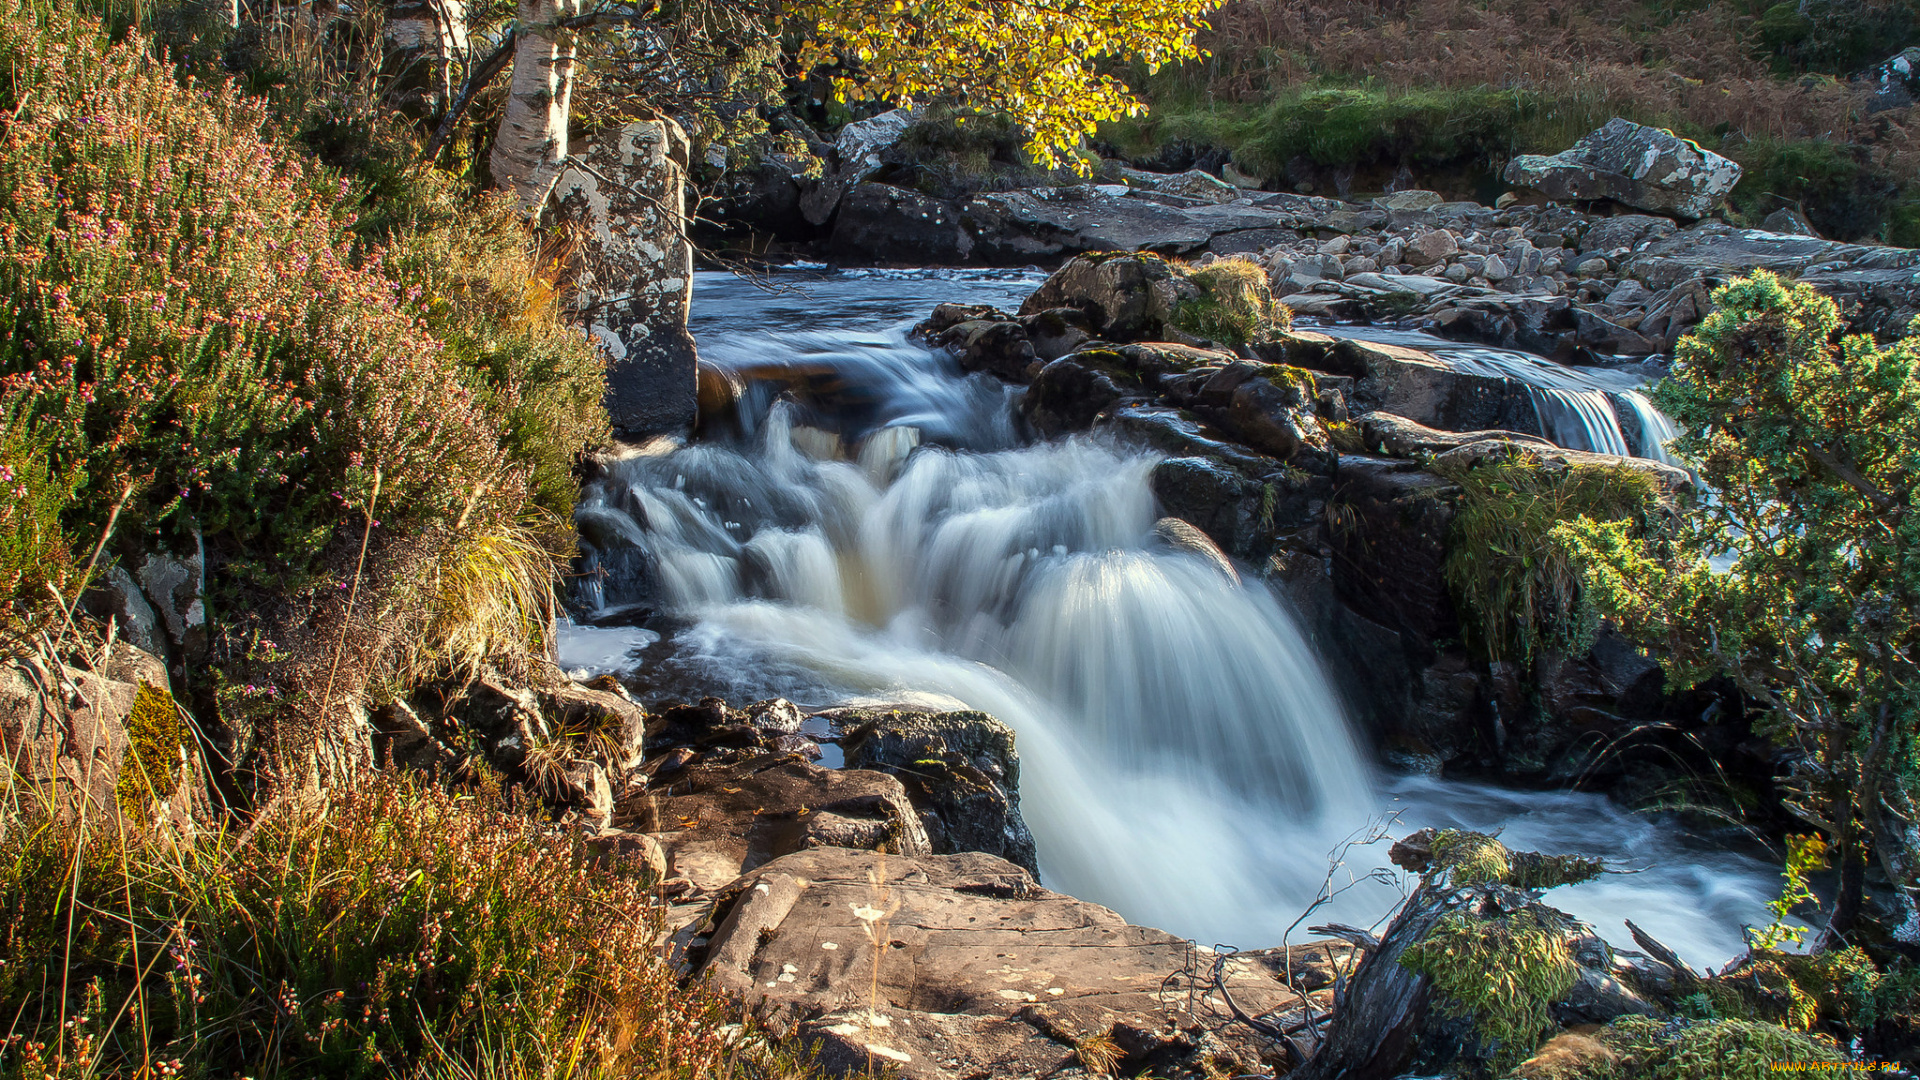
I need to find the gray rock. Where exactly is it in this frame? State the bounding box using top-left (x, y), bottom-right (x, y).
top-left (1503, 118), bottom-right (1741, 219)
top-left (536, 682), bottom-right (648, 772)
top-left (1761, 206), bottom-right (1820, 237)
top-left (1354, 411), bottom-right (1555, 458)
top-left (1482, 253), bottom-right (1513, 281)
top-left (138, 540), bottom-right (206, 660)
top-left (96, 564), bottom-right (167, 662)
top-left (1016, 254), bottom-right (1199, 342)
top-left (1405, 229), bottom-right (1459, 266)
top-left (1578, 213), bottom-right (1678, 256)
top-left (1, 658), bottom-right (208, 830)
top-left (831, 183), bottom-right (972, 263)
top-left (823, 706), bottom-right (1039, 874)
top-left (1865, 46), bottom-right (1920, 114)
top-left (553, 119), bottom-right (697, 437)
top-left (1150, 517), bottom-right (1241, 585)
top-left (1375, 189), bottom-right (1445, 211)
top-left (1155, 168), bottom-right (1242, 204)
top-left (1314, 338), bottom-right (1541, 435)
top-left (800, 107), bottom-right (917, 225)
top-left (1624, 223), bottom-right (1920, 338)
top-left (583, 828), bottom-right (669, 883)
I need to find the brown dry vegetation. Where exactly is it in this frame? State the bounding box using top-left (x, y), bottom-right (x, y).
top-left (1118, 0), bottom-right (1918, 239)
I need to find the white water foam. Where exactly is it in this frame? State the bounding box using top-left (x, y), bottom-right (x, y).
top-left (577, 268), bottom-right (1773, 967)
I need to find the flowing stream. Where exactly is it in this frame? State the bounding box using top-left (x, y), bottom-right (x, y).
top-left (1324, 323), bottom-right (1680, 464)
top-left (572, 266), bottom-right (1780, 968)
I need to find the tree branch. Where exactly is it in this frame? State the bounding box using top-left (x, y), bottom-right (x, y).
top-left (420, 28), bottom-right (517, 166)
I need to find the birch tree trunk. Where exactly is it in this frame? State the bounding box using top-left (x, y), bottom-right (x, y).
top-left (490, 0), bottom-right (580, 212)
top-left (384, 0), bottom-right (469, 114)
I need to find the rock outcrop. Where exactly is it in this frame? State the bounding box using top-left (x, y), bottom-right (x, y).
top-left (1, 645), bottom-right (208, 830)
top-left (822, 705), bottom-right (1039, 875)
top-left (695, 847), bottom-right (1344, 1079)
top-left (1503, 119), bottom-right (1742, 220)
top-left (553, 119), bottom-right (698, 437)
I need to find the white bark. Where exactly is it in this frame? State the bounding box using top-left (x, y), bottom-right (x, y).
top-left (384, 0), bottom-right (470, 107)
top-left (490, 0), bottom-right (581, 212)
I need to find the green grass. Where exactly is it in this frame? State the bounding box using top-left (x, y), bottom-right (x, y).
top-left (1433, 453), bottom-right (1667, 665)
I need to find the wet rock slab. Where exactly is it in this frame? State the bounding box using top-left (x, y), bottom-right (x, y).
top-left (697, 846), bottom-right (1340, 1079)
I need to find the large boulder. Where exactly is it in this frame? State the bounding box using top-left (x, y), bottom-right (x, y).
top-left (696, 847), bottom-right (1337, 1079)
top-left (1313, 338), bottom-right (1543, 436)
top-left (822, 706), bottom-right (1039, 875)
top-left (1503, 118), bottom-right (1742, 220)
top-left (801, 108), bottom-right (917, 226)
top-left (553, 119), bottom-right (697, 438)
top-left (821, 707), bottom-right (1036, 876)
top-left (1152, 168), bottom-right (1242, 204)
top-left (1017, 254), bottom-right (1201, 341)
top-left (829, 182), bottom-right (973, 264)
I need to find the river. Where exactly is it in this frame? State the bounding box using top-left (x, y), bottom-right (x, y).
top-left (565, 265), bottom-right (1786, 969)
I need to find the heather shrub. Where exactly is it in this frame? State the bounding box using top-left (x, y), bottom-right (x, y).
top-left (0, 0), bottom-right (606, 694)
top-left (0, 772), bottom-right (811, 1079)
top-left (0, 0), bottom-right (501, 563)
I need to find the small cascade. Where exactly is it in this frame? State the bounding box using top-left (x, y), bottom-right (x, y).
top-left (1528, 387), bottom-right (1633, 456)
top-left (1315, 328), bottom-right (1681, 463)
top-left (1615, 389), bottom-right (1681, 465)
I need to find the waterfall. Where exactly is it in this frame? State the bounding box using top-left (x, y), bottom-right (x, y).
top-left (565, 267), bottom-right (1788, 965)
top-left (579, 411), bottom-right (1377, 942)
top-left (1528, 387), bottom-right (1633, 456)
top-left (1615, 389), bottom-right (1680, 465)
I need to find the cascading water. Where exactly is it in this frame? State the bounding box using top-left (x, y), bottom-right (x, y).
top-left (572, 267), bottom-right (1777, 965)
top-left (1324, 325), bottom-right (1681, 463)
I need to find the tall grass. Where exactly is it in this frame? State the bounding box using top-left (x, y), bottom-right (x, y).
top-left (0, 771), bottom-right (811, 1079)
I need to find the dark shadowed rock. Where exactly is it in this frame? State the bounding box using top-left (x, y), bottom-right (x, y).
top-left (819, 705), bottom-right (1039, 874)
top-left (830, 183), bottom-right (972, 263)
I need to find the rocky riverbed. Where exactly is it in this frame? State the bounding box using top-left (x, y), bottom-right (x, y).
top-left (715, 114), bottom-right (1920, 368)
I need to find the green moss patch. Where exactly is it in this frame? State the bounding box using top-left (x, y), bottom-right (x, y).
top-left (1434, 454), bottom-right (1666, 664)
top-left (1171, 258), bottom-right (1285, 345)
top-left (117, 682), bottom-right (188, 811)
top-left (1401, 906), bottom-right (1579, 1071)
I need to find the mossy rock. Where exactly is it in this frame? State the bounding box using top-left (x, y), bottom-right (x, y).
top-left (117, 681), bottom-right (189, 812)
top-left (1171, 258), bottom-right (1287, 346)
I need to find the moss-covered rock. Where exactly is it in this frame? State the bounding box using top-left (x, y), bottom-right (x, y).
top-left (1170, 257), bottom-right (1288, 345)
top-left (116, 682), bottom-right (188, 813)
